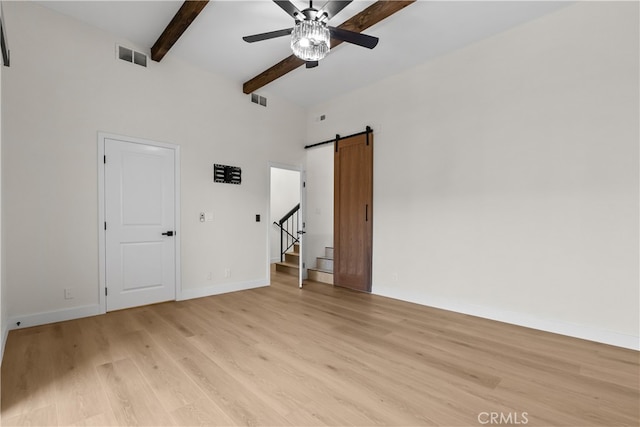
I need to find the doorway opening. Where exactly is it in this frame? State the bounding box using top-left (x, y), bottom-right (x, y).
top-left (269, 165), bottom-right (304, 287)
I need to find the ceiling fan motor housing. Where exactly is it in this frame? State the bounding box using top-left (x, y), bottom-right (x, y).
top-left (291, 20), bottom-right (330, 61)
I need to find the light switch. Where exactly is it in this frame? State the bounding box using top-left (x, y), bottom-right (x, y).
top-left (205, 212), bottom-right (214, 222)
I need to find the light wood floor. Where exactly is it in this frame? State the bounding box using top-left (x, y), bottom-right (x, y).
top-left (1, 269), bottom-right (638, 426)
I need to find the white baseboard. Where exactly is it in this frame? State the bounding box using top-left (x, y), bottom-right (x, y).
top-left (373, 286), bottom-right (639, 351)
top-left (3, 281), bottom-right (269, 337)
top-left (179, 279), bottom-right (269, 301)
top-left (7, 304), bottom-right (102, 332)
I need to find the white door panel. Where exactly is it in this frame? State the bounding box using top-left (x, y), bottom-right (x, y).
top-left (122, 153), bottom-right (165, 225)
top-left (121, 242), bottom-right (164, 290)
top-left (105, 138), bottom-right (176, 311)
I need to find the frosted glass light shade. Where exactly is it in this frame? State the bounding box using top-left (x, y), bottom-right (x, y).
top-left (291, 20), bottom-right (330, 61)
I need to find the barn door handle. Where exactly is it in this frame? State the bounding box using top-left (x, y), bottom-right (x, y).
top-left (365, 204), bottom-right (369, 221)
top-left (162, 231), bottom-right (175, 236)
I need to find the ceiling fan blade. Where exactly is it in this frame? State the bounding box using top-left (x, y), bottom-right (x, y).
top-left (243, 28), bottom-right (293, 43)
top-left (273, 0), bottom-right (303, 20)
top-left (329, 27), bottom-right (379, 49)
top-left (317, 1), bottom-right (352, 20)
top-left (306, 61), bottom-right (319, 69)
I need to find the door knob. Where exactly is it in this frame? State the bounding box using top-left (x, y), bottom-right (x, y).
top-left (162, 231), bottom-right (175, 236)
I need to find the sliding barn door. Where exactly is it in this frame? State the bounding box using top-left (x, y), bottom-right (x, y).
top-left (334, 132), bottom-right (373, 292)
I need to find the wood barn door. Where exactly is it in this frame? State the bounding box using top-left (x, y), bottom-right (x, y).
top-left (334, 131), bottom-right (373, 292)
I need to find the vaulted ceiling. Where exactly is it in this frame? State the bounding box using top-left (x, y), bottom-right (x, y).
top-left (37, 1), bottom-right (570, 107)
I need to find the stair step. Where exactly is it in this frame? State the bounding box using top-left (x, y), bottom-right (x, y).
top-left (275, 261), bottom-right (299, 277)
top-left (308, 268), bottom-right (333, 285)
top-left (325, 247), bottom-right (334, 259)
top-left (310, 267), bottom-right (333, 274)
top-left (316, 256), bottom-right (333, 272)
top-left (284, 252), bottom-right (299, 264)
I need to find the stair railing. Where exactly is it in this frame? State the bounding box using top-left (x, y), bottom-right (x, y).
top-left (273, 203), bottom-right (300, 262)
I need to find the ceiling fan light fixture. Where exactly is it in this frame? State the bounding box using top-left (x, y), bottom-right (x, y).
top-left (291, 20), bottom-right (330, 61)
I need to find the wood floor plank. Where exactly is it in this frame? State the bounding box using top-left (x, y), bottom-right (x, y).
top-left (75, 313), bottom-right (137, 367)
top-left (132, 306), bottom-right (293, 425)
top-left (148, 301), bottom-right (208, 338)
top-left (51, 319), bottom-right (113, 425)
top-left (71, 410), bottom-right (120, 426)
top-left (1, 325), bottom-right (60, 420)
top-left (187, 331), bottom-right (309, 417)
top-left (96, 358), bottom-right (174, 426)
top-left (177, 354), bottom-right (292, 426)
top-left (580, 361), bottom-right (640, 390)
top-left (170, 398), bottom-right (236, 427)
top-left (2, 269), bottom-right (638, 427)
top-left (1, 403), bottom-right (58, 426)
top-left (119, 330), bottom-right (205, 412)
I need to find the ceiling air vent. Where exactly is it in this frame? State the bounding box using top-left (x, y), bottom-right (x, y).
top-left (117, 45), bottom-right (147, 68)
top-left (251, 93), bottom-right (267, 107)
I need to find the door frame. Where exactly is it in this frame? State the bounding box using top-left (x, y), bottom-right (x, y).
top-left (97, 132), bottom-right (181, 314)
top-left (267, 162), bottom-right (305, 286)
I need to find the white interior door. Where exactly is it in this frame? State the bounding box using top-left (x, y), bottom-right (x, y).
top-left (105, 138), bottom-right (176, 311)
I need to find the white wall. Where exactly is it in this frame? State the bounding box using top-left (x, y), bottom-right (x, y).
top-left (306, 2), bottom-right (639, 349)
top-left (2, 2), bottom-right (306, 326)
top-left (269, 167), bottom-right (300, 263)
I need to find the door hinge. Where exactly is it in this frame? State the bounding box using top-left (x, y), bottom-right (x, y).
top-left (104, 155), bottom-right (106, 164)
top-left (105, 288), bottom-right (108, 296)
top-left (303, 181), bottom-right (306, 188)
top-left (104, 222), bottom-right (107, 230)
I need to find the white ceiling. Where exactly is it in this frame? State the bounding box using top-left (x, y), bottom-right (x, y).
top-left (37, 1), bottom-right (570, 108)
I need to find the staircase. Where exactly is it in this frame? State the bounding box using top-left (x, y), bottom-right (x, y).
top-left (272, 203), bottom-right (333, 284)
top-left (275, 243), bottom-right (300, 276)
top-left (307, 247), bottom-right (333, 285)
top-left (275, 245), bottom-right (334, 285)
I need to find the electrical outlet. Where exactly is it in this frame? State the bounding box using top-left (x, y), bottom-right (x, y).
top-left (224, 268), bottom-right (231, 278)
top-left (206, 272), bottom-right (212, 281)
top-left (64, 288), bottom-right (73, 299)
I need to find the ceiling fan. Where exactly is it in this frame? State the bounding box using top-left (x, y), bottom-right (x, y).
top-left (243, 1), bottom-right (379, 68)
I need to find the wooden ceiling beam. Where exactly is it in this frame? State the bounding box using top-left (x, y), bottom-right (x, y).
top-left (242, 0), bottom-right (416, 94)
top-left (151, 0), bottom-right (209, 62)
